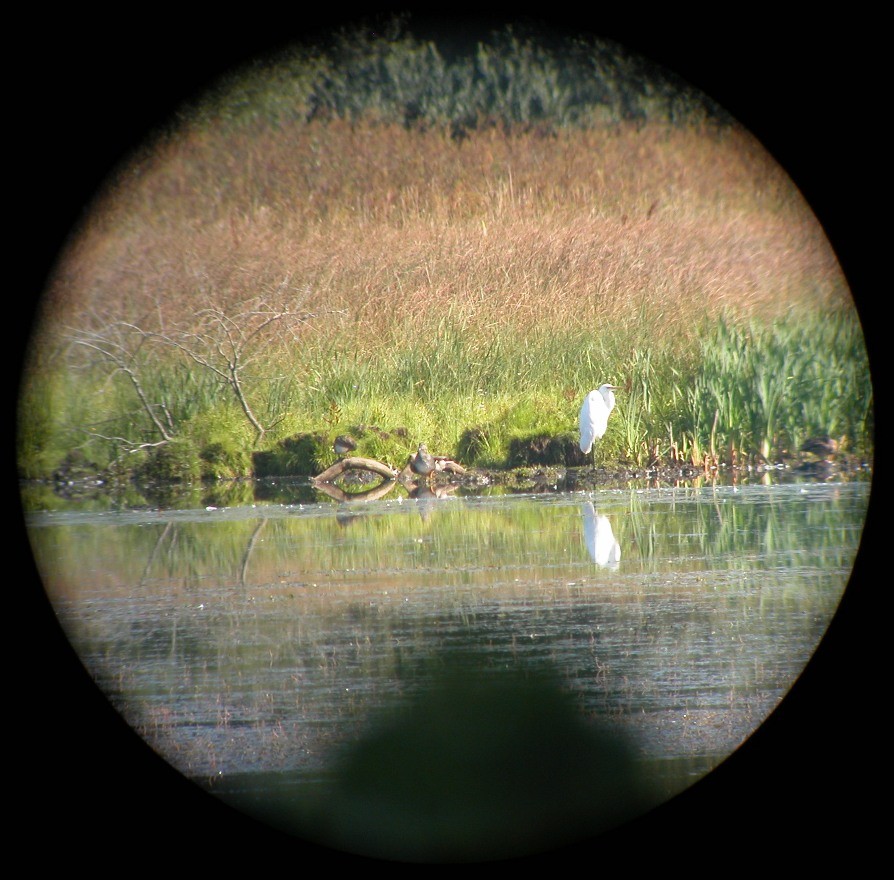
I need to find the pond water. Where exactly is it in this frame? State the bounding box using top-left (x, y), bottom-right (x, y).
top-left (26, 477), bottom-right (869, 860)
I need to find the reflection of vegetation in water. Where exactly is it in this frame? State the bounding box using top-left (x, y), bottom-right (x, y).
top-left (31, 484), bottom-right (865, 789)
top-left (30, 485), bottom-right (867, 593)
top-left (623, 484), bottom-right (866, 575)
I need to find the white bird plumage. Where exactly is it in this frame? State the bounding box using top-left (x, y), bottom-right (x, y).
top-left (579, 384), bottom-right (619, 461)
top-left (582, 501), bottom-right (621, 568)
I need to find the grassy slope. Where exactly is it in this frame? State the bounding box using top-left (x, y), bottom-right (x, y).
top-left (20, 115), bottom-right (867, 480)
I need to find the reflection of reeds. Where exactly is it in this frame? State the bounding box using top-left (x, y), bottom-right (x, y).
top-left (33, 486), bottom-right (865, 603)
top-left (621, 483), bottom-right (865, 577)
top-left (36, 485), bottom-right (865, 786)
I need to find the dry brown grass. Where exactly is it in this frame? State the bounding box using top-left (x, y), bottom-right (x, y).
top-left (43, 116), bottom-right (848, 359)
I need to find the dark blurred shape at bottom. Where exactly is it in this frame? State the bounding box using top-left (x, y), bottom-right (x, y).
top-left (241, 658), bottom-right (652, 862)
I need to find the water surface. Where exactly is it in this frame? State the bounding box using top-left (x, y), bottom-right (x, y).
top-left (27, 479), bottom-right (868, 859)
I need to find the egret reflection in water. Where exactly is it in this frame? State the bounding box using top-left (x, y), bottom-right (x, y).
top-left (582, 501), bottom-right (621, 568)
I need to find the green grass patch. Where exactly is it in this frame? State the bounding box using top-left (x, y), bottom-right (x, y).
top-left (20, 306), bottom-right (872, 479)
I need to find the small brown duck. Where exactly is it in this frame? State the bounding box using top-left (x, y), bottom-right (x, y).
top-left (410, 443), bottom-right (437, 480)
top-left (799, 436), bottom-right (840, 459)
top-left (333, 435), bottom-right (357, 456)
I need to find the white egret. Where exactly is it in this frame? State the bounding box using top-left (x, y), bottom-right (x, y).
top-left (579, 384), bottom-right (619, 467)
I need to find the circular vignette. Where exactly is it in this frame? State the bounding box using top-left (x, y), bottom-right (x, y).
top-left (17, 13), bottom-right (879, 868)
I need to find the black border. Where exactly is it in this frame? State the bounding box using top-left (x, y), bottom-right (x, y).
top-left (15, 11), bottom-right (881, 868)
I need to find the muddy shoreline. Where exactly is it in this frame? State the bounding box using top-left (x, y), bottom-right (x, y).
top-left (27, 449), bottom-right (872, 511)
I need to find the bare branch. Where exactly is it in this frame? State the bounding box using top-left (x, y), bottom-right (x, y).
top-left (85, 432), bottom-right (169, 452)
top-left (67, 322), bottom-right (174, 443)
top-left (66, 285), bottom-right (334, 450)
top-left (155, 294), bottom-right (321, 444)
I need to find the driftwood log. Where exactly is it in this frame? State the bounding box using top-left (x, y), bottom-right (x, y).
top-left (313, 456), bottom-right (399, 484)
top-left (436, 458), bottom-right (467, 475)
top-left (314, 453), bottom-right (467, 505)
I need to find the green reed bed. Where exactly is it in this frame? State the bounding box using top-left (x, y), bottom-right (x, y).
top-left (276, 305), bottom-right (872, 471)
top-left (20, 301), bottom-right (871, 483)
top-left (675, 311), bottom-right (873, 465)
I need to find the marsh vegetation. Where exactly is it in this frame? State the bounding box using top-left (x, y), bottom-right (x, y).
top-left (18, 22), bottom-right (872, 493)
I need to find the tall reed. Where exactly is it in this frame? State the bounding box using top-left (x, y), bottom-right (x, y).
top-left (675, 311), bottom-right (872, 464)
